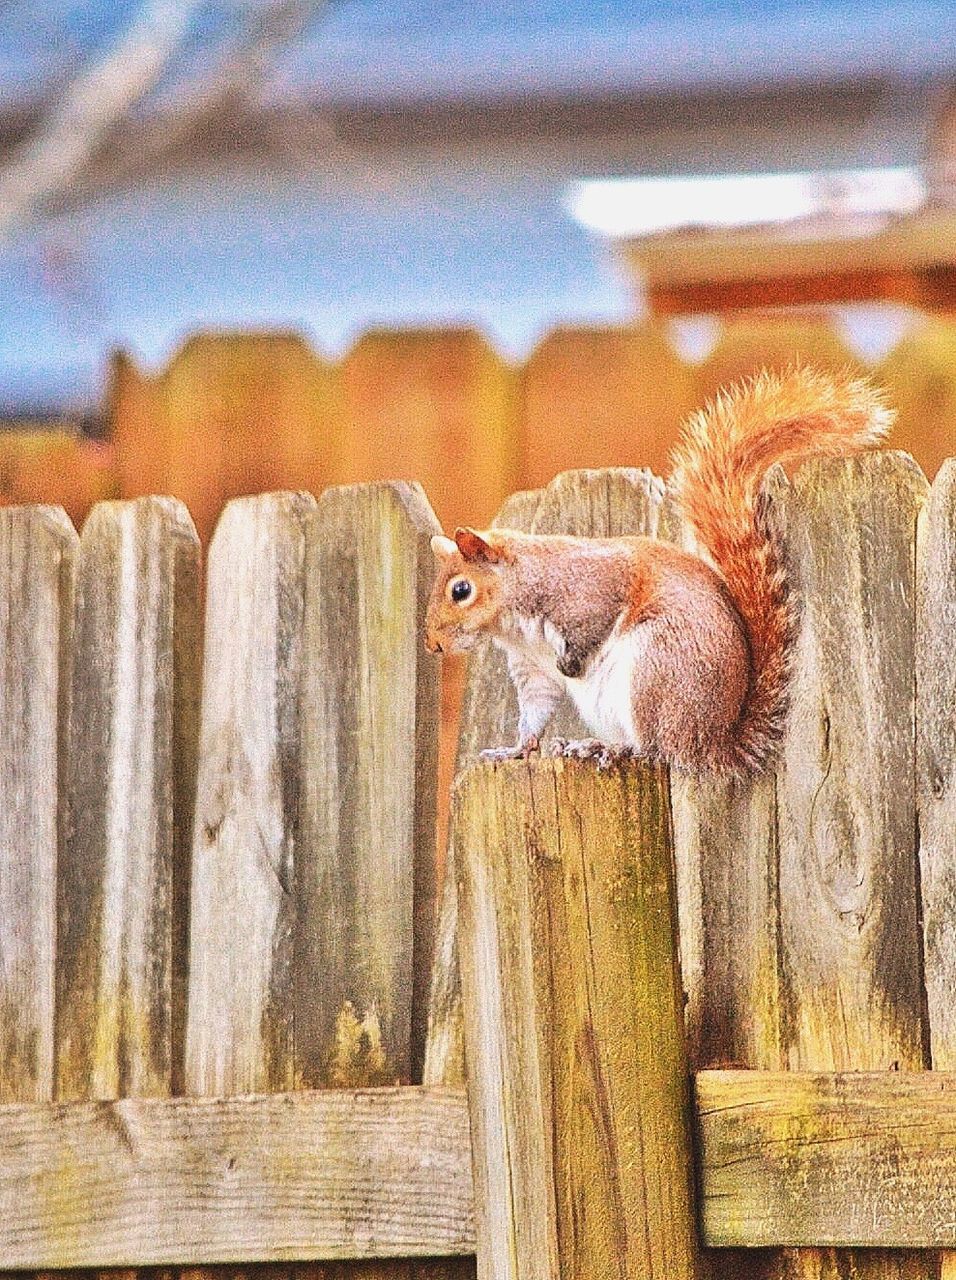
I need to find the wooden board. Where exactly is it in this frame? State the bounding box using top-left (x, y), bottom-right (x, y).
top-left (339, 328), bottom-right (517, 535)
top-left (774, 452), bottom-right (931, 1280)
top-left (424, 470), bottom-right (664, 1091)
top-left (184, 491), bottom-right (317, 1096)
top-left (518, 324), bottom-right (696, 487)
top-left (697, 1070), bottom-right (956, 1249)
top-left (670, 452), bottom-right (934, 1280)
top-left (918, 460), bottom-right (956, 1280)
top-left (7, 1069), bottom-right (956, 1264)
top-left (918, 460), bottom-right (956, 1067)
top-left (297, 482), bottom-right (441, 1086)
top-left (183, 486), bottom-right (467, 1280)
top-left (455, 759), bottom-right (703, 1280)
top-left (56, 497), bottom-right (201, 1102)
top-left (877, 320), bottom-right (956, 480)
top-left (0, 506), bottom-right (76, 1103)
top-left (0, 1087), bottom-right (472, 1268)
top-left (775, 453), bottom-right (928, 1073)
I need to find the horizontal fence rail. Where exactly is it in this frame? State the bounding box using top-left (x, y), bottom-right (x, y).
top-left (0, 1086), bottom-right (473, 1267)
top-left (5, 1071), bottom-right (956, 1266)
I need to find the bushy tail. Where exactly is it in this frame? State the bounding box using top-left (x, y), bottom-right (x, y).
top-left (670, 366), bottom-right (893, 772)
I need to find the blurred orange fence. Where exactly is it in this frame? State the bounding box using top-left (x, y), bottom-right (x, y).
top-left (3, 316), bottom-right (955, 544)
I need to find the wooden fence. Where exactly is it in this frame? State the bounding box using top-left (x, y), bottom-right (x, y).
top-left (2, 317), bottom-right (956, 542)
top-left (2, 441), bottom-right (956, 1278)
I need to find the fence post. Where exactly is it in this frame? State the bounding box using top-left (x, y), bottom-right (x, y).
top-left (454, 758), bottom-right (705, 1280)
top-left (425, 468), bottom-right (668, 1092)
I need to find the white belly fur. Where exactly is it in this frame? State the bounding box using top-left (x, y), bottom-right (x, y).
top-left (565, 625), bottom-right (643, 745)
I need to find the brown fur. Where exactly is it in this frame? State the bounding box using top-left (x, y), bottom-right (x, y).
top-left (424, 367), bottom-right (892, 775)
top-left (669, 365), bottom-right (892, 770)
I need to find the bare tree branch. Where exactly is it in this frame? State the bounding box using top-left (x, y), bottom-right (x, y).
top-left (0, 0), bottom-right (328, 227)
top-left (0, 0), bottom-right (205, 239)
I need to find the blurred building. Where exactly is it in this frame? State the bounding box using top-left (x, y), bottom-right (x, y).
top-left (0, 0), bottom-right (955, 420)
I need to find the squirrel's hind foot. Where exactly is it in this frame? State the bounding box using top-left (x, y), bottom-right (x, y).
top-left (547, 738), bottom-right (636, 771)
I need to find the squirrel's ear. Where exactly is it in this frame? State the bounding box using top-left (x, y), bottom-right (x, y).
top-left (454, 527), bottom-right (502, 563)
top-left (430, 534), bottom-right (457, 560)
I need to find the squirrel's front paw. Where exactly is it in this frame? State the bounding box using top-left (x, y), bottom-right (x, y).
top-left (480, 736), bottom-right (540, 763)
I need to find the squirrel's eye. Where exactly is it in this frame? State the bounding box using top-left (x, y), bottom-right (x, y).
top-left (450, 578), bottom-right (474, 605)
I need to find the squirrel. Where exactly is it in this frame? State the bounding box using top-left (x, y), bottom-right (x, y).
top-left (424, 367), bottom-right (892, 775)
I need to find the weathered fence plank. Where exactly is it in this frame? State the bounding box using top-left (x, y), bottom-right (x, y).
top-left (670, 453), bottom-right (933, 1280)
top-left (0, 1088), bottom-right (472, 1268)
top-left (184, 486), bottom-right (468, 1280)
top-left (661, 479), bottom-right (781, 1086)
top-left (297, 482), bottom-right (441, 1086)
top-left (697, 1070), bottom-right (956, 1248)
top-left (918, 460), bottom-right (956, 1280)
top-left (775, 453), bottom-right (928, 1073)
top-left (455, 759), bottom-right (704, 1280)
top-left (0, 506), bottom-right (76, 1104)
top-left (878, 321), bottom-right (956, 481)
top-left (519, 324), bottom-right (696, 487)
top-left (425, 471), bottom-right (664, 1092)
top-left (340, 328), bottom-right (517, 534)
top-left (185, 492), bottom-right (316, 1095)
top-left (14, 1069), bottom-right (956, 1264)
top-left (775, 453), bottom-right (931, 1280)
top-left (918, 459), bottom-right (956, 1066)
top-left (56, 497), bottom-right (201, 1103)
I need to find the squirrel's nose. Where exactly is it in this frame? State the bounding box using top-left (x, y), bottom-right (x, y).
top-left (425, 632), bottom-right (443, 654)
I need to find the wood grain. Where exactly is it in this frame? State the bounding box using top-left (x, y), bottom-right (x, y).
top-left (454, 759), bottom-right (704, 1280)
top-left (918, 460), bottom-right (956, 1280)
top-left (697, 1070), bottom-right (956, 1248)
top-left (297, 482), bottom-right (441, 1086)
top-left (775, 453), bottom-right (928, 1073)
top-left (670, 453), bottom-right (933, 1280)
top-left (56, 497), bottom-right (201, 1103)
top-left (0, 1087), bottom-right (473, 1268)
top-left (185, 491), bottom-right (317, 1096)
top-left (0, 506), bottom-right (76, 1103)
top-left (183, 487), bottom-right (466, 1280)
top-left (773, 452), bottom-right (932, 1280)
top-left (918, 460), bottom-right (956, 1067)
top-left (662, 471), bottom-right (785, 1078)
